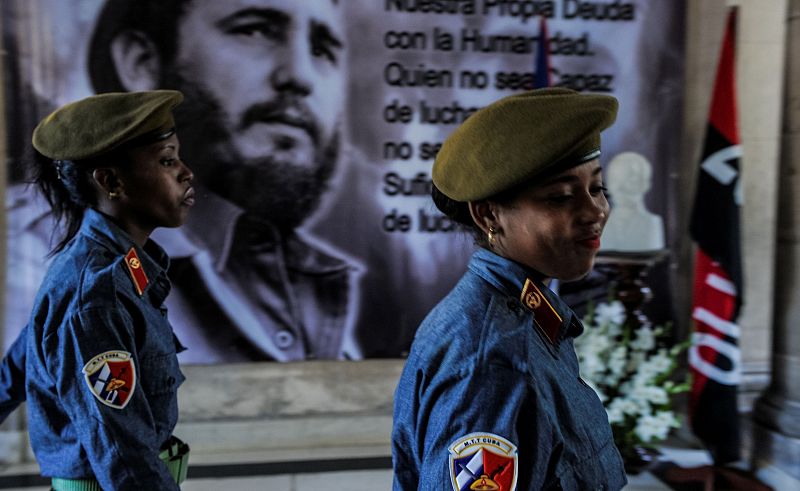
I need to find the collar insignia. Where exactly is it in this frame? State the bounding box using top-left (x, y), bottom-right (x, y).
top-left (125, 247), bottom-right (149, 296)
top-left (520, 278), bottom-right (563, 345)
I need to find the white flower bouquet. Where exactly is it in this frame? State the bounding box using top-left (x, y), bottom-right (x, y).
top-left (574, 300), bottom-right (690, 464)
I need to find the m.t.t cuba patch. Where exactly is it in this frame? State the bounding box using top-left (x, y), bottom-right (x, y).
top-left (83, 350), bottom-right (136, 409)
top-left (449, 432), bottom-right (517, 490)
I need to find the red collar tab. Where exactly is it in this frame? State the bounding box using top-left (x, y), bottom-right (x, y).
top-left (124, 247), bottom-right (149, 296)
top-left (520, 278), bottom-right (563, 344)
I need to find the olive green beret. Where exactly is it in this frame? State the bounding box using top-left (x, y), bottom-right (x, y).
top-left (32, 90), bottom-right (184, 161)
top-left (432, 88), bottom-right (618, 201)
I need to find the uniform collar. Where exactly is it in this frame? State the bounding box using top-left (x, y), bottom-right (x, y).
top-left (467, 248), bottom-right (583, 342)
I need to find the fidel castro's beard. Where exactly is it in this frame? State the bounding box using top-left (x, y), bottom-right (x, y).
top-left (162, 70), bottom-right (340, 234)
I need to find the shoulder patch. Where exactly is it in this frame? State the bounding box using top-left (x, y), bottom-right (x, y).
top-left (449, 433), bottom-right (518, 491)
top-left (82, 350), bottom-right (136, 409)
top-left (520, 278), bottom-right (563, 344)
top-left (124, 247), bottom-right (148, 295)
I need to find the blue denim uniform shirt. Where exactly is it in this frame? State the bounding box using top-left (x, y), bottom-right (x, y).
top-left (392, 248), bottom-right (627, 490)
top-left (0, 328), bottom-right (26, 422)
top-left (23, 209), bottom-right (184, 490)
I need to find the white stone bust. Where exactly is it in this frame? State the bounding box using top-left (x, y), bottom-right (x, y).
top-left (601, 152), bottom-right (665, 252)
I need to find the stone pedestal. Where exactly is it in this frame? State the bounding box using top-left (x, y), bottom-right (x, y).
top-left (594, 250), bottom-right (669, 330)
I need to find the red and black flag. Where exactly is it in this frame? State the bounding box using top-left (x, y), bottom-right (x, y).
top-left (688, 8), bottom-right (743, 465)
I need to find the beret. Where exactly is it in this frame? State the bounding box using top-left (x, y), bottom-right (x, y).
top-left (32, 90), bottom-right (184, 161)
top-left (432, 87), bottom-right (618, 202)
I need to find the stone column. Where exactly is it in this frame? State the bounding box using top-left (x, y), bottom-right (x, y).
top-left (751, 0), bottom-right (800, 486)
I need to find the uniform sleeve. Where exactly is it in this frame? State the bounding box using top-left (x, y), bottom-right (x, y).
top-left (43, 307), bottom-right (179, 491)
top-left (0, 326), bottom-right (28, 423)
top-left (414, 363), bottom-right (559, 491)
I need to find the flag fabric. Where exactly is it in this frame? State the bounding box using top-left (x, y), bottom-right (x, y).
top-left (688, 8), bottom-right (743, 466)
top-left (534, 16), bottom-right (551, 88)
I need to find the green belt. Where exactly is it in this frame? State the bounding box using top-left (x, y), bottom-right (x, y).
top-left (51, 436), bottom-right (189, 491)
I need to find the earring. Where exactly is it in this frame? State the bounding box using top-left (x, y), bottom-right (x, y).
top-left (53, 160), bottom-right (64, 180)
top-left (108, 191), bottom-right (119, 200)
top-left (487, 226), bottom-right (497, 244)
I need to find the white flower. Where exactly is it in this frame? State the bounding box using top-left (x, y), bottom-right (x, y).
top-left (608, 346), bottom-right (628, 377)
top-left (634, 414), bottom-right (667, 442)
top-left (626, 351), bottom-right (646, 373)
top-left (611, 397), bottom-right (641, 417)
top-left (631, 366), bottom-right (657, 386)
top-left (648, 349), bottom-right (674, 373)
top-left (604, 319), bottom-right (623, 338)
top-left (630, 326), bottom-right (656, 351)
top-left (624, 385), bottom-right (651, 415)
top-left (602, 371), bottom-right (622, 389)
top-left (631, 350), bottom-right (674, 386)
top-left (575, 294), bottom-right (689, 449)
top-left (635, 411), bottom-right (680, 443)
top-left (606, 404), bottom-right (625, 424)
top-left (639, 385), bottom-right (668, 405)
top-left (579, 353), bottom-right (604, 381)
top-left (594, 301), bottom-right (626, 327)
top-left (655, 410), bottom-right (681, 430)
top-left (590, 334), bottom-right (612, 353)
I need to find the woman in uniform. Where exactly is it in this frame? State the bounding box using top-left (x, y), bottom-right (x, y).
top-left (1, 90), bottom-right (193, 490)
top-left (392, 88), bottom-right (628, 490)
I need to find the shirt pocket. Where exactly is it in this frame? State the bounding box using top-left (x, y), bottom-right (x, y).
top-left (138, 351), bottom-right (184, 442)
top-left (549, 466), bottom-right (597, 491)
top-left (138, 352), bottom-right (185, 396)
top-left (551, 439), bottom-right (626, 491)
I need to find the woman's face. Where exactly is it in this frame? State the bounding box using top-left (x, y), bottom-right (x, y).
top-left (492, 160), bottom-right (609, 281)
top-left (116, 134), bottom-right (195, 232)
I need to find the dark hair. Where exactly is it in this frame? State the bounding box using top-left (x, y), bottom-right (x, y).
top-left (431, 184), bottom-right (472, 227)
top-left (32, 151), bottom-right (125, 254)
top-left (430, 184), bottom-right (487, 247)
top-left (88, 0), bottom-right (192, 93)
top-left (431, 182), bottom-right (522, 248)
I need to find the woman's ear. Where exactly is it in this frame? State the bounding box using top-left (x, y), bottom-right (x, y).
top-left (92, 168), bottom-right (122, 198)
top-left (468, 200), bottom-right (499, 235)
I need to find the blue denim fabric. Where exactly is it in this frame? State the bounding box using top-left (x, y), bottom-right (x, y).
top-left (392, 248), bottom-right (627, 490)
top-left (23, 209), bottom-right (184, 490)
top-left (0, 327), bottom-right (26, 422)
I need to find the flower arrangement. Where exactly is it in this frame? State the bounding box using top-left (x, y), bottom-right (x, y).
top-left (573, 299), bottom-right (690, 465)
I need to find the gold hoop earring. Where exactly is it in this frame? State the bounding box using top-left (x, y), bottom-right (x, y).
top-left (488, 226), bottom-right (498, 244)
top-left (108, 191), bottom-right (120, 200)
